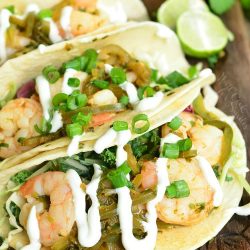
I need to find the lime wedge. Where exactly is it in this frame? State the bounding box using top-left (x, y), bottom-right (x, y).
top-left (177, 10), bottom-right (229, 58)
top-left (157, 0), bottom-right (208, 29)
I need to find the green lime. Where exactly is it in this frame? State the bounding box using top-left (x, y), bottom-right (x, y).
top-left (177, 10), bottom-right (229, 58)
top-left (157, 0), bottom-right (208, 29)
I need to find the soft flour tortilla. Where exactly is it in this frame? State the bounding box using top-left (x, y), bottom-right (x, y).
top-left (0, 0), bottom-right (148, 22)
top-left (0, 88), bottom-right (246, 250)
top-left (0, 21), bottom-right (215, 169)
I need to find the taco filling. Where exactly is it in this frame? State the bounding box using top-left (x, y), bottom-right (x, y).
top-left (1, 95), bottom-right (246, 250)
top-left (0, 44), bottom-right (202, 159)
top-left (0, 0), bottom-right (147, 63)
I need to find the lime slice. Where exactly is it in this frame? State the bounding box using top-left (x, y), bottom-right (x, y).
top-left (177, 10), bottom-right (229, 58)
top-left (157, 0), bottom-right (208, 29)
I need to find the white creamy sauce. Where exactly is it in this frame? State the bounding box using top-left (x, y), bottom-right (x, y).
top-left (38, 44), bottom-right (47, 54)
top-left (66, 166), bottom-right (102, 247)
top-left (45, 18), bottom-right (63, 43)
top-left (234, 203), bottom-right (250, 216)
top-left (104, 63), bottom-right (113, 74)
top-left (50, 111), bottom-right (63, 133)
top-left (25, 4), bottom-right (40, 15)
top-left (0, 9), bottom-right (11, 63)
top-left (60, 6), bottom-right (73, 39)
top-left (97, 0), bottom-right (127, 23)
top-left (36, 75), bottom-right (52, 121)
top-left (62, 68), bottom-right (79, 95)
top-left (21, 206), bottom-right (41, 250)
top-left (135, 91), bottom-right (164, 111)
top-left (120, 81), bottom-right (139, 104)
top-left (117, 157), bottom-right (169, 250)
top-left (67, 134), bottom-right (83, 157)
top-left (196, 156), bottom-right (223, 207)
top-left (94, 128), bottom-right (117, 154)
top-left (160, 133), bottom-right (182, 150)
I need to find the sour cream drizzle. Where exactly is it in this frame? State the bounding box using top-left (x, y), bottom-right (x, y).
top-left (120, 81), bottom-right (139, 104)
top-left (21, 206), bottom-right (41, 250)
top-left (66, 165), bottom-right (102, 247)
top-left (45, 18), bottom-right (63, 43)
top-left (196, 156), bottom-right (223, 207)
top-left (36, 75), bottom-right (52, 121)
top-left (0, 9), bottom-right (11, 63)
top-left (67, 134), bottom-right (83, 157)
top-left (60, 6), bottom-right (73, 39)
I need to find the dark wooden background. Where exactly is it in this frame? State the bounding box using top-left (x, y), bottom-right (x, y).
top-left (143, 0), bottom-right (250, 249)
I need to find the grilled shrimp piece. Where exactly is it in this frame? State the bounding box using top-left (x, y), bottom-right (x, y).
top-left (0, 98), bottom-right (42, 158)
top-left (19, 172), bottom-right (75, 247)
top-left (188, 125), bottom-right (223, 166)
top-left (156, 158), bottom-right (214, 226)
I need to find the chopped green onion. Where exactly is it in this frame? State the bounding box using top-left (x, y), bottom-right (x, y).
top-left (62, 58), bottom-right (82, 72)
top-left (67, 93), bottom-right (87, 111)
top-left (119, 95), bottom-right (129, 105)
top-left (138, 86), bottom-right (155, 100)
top-left (178, 138), bottom-right (192, 152)
top-left (37, 9), bottom-right (52, 19)
top-left (162, 143), bottom-right (179, 159)
top-left (71, 112), bottom-right (92, 127)
top-left (159, 71), bottom-right (189, 89)
top-left (167, 116), bottom-right (182, 130)
top-left (165, 180), bottom-right (190, 198)
top-left (107, 161), bottom-right (132, 188)
top-left (188, 65), bottom-right (199, 79)
top-left (52, 93), bottom-right (68, 107)
top-left (5, 5), bottom-right (15, 14)
top-left (151, 69), bottom-right (158, 82)
top-left (113, 121), bottom-right (128, 132)
top-left (83, 49), bottom-right (98, 73)
top-left (42, 65), bottom-right (60, 84)
top-left (110, 67), bottom-right (126, 85)
top-left (66, 123), bottom-right (83, 138)
top-left (68, 77), bottom-right (80, 87)
top-left (132, 114), bottom-right (150, 134)
top-left (92, 79), bottom-right (109, 89)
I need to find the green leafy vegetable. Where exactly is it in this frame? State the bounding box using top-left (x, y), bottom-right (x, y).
top-left (207, 54), bottom-right (219, 68)
top-left (209, 0), bottom-right (235, 15)
top-left (110, 67), bottom-right (126, 84)
top-left (9, 202), bottom-right (21, 226)
top-left (10, 170), bottom-right (33, 185)
top-left (100, 148), bottom-right (116, 168)
top-left (34, 117), bottom-right (52, 135)
top-left (158, 71), bottom-right (189, 88)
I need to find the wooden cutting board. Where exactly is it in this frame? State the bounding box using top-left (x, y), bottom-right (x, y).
top-left (143, 0), bottom-right (250, 249)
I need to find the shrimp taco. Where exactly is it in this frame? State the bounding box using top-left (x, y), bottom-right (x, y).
top-left (0, 0), bottom-right (148, 64)
top-left (0, 80), bottom-right (249, 250)
top-left (0, 22), bottom-right (215, 166)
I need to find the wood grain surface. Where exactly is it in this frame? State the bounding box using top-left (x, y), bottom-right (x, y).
top-left (143, 0), bottom-right (250, 249)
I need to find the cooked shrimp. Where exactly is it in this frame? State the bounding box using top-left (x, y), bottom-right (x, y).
top-left (162, 112), bottom-right (203, 138)
top-left (88, 89), bottom-right (118, 106)
top-left (0, 98), bottom-right (42, 158)
top-left (156, 158), bottom-right (214, 226)
top-left (19, 172), bottom-right (75, 247)
top-left (73, 0), bottom-right (97, 12)
top-left (90, 112), bottom-right (115, 127)
top-left (188, 125), bottom-right (223, 166)
top-left (141, 161), bottom-right (158, 190)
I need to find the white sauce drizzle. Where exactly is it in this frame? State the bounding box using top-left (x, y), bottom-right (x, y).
top-left (21, 206), bottom-right (41, 250)
top-left (61, 68), bottom-right (78, 95)
top-left (135, 91), bottom-right (164, 111)
top-left (117, 157), bottom-right (169, 250)
top-left (120, 81), bottom-right (139, 104)
top-left (66, 166), bottom-right (102, 247)
top-left (60, 6), bottom-right (73, 39)
top-left (160, 133), bottom-right (181, 150)
top-left (196, 156), bottom-right (223, 207)
top-left (97, 0), bottom-right (127, 23)
top-left (38, 44), bottom-right (47, 54)
top-left (104, 63), bottom-right (113, 74)
top-left (36, 75), bottom-right (52, 121)
top-left (50, 111), bottom-right (63, 133)
top-left (67, 134), bottom-right (83, 157)
top-left (45, 18), bottom-right (63, 43)
top-left (0, 9), bottom-right (11, 63)
top-left (25, 4), bottom-right (40, 15)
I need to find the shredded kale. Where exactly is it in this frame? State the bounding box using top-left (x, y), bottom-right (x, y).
top-left (10, 170), bottom-right (33, 185)
top-left (100, 147), bottom-right (116, 168)
top-left (130, 128), bottom-right (161, 159)
top-left (9, 202), bottom-right (21, 226)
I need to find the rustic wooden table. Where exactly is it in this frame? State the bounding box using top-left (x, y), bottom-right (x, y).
top-left (143, 0), bottom-right (250, 249)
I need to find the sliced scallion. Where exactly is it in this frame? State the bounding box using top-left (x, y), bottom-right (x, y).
top-left (37, 9), bottom-right (52, 19)
top-left (42, 65), bottom-right (60, 84)
top-left (132, 114), bottom-right (150, 134)
top-left (165, 180), bottom-right (190, 198)
top-left (119, 95), bottom-right (129, 105)
top-left (110, 67), bottom-right (126, 85)
top-left (162, 143), bottom-right (179, 159)
top-left (92, 79), bottom-right (109, 89)
top-left (113, 121), bottom-right (128, 132)
top-left (167, 116), bottom-right (182, 131)
top-left (178, 138), bottom-right (192, 152)
top-left (68, 77), bottom-right (80, 87)
top-left (66, 123), bottom-right (83, 138)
